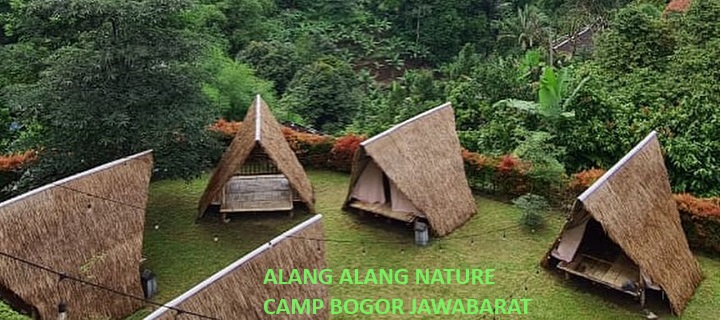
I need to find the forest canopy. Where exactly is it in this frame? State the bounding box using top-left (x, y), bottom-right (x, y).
top-left (0, 0), bottom-right (718, 196)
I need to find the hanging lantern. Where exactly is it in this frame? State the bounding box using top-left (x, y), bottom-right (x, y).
top-left (57, 302), bottom-right (67, 320)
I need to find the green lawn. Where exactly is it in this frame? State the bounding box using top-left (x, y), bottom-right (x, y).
top-left (128, 170), bottom-right (719, 319)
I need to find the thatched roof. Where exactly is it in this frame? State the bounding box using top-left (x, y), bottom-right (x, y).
top-left (343, 102), bottom-right (476, 236)
top-left (552, 25), bottom-right (596, 54)
top-left (543, 131), bottom-right (701, 314)
top-left (144, 214), bottom-right (327, 320)
top-left (0, 150), bottom-right (154, 319)
top-left (664, 0), bottom-right (692, 14)
top-left (198, 95), bottom-right (315, 217)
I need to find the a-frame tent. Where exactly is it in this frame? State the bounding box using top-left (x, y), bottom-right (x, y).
top-left (0, 150), bottom-right (154, 319)
top-left (541, 131), bottom-right (702, 314)
top-left (143, 214), bottom-right (327, 320)
top-left (342, 102), bottom-right (476, 236)
top-left (198, 95), bottom-right (315, 218)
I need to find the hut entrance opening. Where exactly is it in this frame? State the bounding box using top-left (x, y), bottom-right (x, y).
top-left (0, 284), bottom-right (38, 319)
top-left (556, 218), bottom-right (645, 297)
top-left (237, 146), bottom-right (281, 176)
top-left (218, 145), bottom-right (298, 213)
top-left (348, 159), bottom-right (424, 223)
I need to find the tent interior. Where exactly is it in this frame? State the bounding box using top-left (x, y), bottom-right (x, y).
top-left (347, 159), bottom-right (425, 223)
top-left (551, 216), bottom-right (661, 300)
top-left (213, 145), bottom-right (302, 213)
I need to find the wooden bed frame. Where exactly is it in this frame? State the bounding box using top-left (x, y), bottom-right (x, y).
top-left (558, 253), bottom-right (646, 304)
top-left (348, 200), bottom-right (416, 223)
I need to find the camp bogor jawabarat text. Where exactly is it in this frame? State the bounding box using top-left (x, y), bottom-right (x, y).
top-left (261, 268), bottom-right (533, 316)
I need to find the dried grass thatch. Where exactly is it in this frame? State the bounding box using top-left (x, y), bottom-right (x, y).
top-left (343, 103), bottom-right (476, 236)
top-left (144, 214), bottom-right (327, 320)
top-left (198, 95), bottom-right (315, 217)
top-left (542, 131), bottom-right (701, 314)
top-left (0, 150), bottom-right (154, 319)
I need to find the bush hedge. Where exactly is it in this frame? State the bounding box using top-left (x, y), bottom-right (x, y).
top-left (13, 120), bottom-right (717, 253)
top-left (674, 194), bottom-right (720, 253)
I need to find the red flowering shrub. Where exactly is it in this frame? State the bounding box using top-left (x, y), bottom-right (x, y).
top-left (282, 127), bottom-right (333, 167)
top-left (494, 154), bottom-right (531, 196)
top-left (674, 193), bottom-right (720, 253)
top-left (208, 119), bottom-right (242, 137)
top-left (0, 150), bottom-right (37, 171)
top-left (567, 168), bottom-right (606, 197)
top-left (462, 149), bottom-right (498, 189)
top-left (329, 134), bottom-right (365, 172)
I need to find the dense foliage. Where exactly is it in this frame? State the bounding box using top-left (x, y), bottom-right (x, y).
top-left (0, 0), bottom-right (717, 198)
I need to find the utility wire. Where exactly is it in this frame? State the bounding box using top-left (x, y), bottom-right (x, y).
top-left (30, 174), bottom-right (536, 319)
top-left (0, 250), bottom-right (220, 320)
top-left (56, 183), bottom-right (147, 211)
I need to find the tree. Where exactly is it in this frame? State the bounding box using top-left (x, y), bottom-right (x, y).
top-left (3, 0), bottom-right (219, 192)
top-left (214, 0), bottom-right (276, 55)
top-left (237, 40), bottom-right (302, 94)
top-left (594, 4), bottom-right (675, 73)
top-left (494, 4), bottom-right (553, 51)
top-left (559, 0), bottom-right (719, 195)
top-left (280, 58), bottom-right (362, 133)
top-left (493, 66), bottom-right (588, 123)
top-left (203, 47), bottom-right (276, 121)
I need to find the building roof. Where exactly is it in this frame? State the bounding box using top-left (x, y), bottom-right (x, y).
top-left (343, 103), bottom-right (477, 236)
top-left (198, 95), bottom-right (315, 217)
top-left (664, 0), bottom-right (692, 14)
top-left (544, 131), bottom-right (701, 314)
top-left (0, 150), bottom-right (154, 319)
top-left (144, 214), bottom-right (327, 319)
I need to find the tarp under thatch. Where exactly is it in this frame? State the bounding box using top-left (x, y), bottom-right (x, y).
top-left (198, 95), bottom-right (315, 218)
top-left (0, 150), bottom-right (154, 319)
top-left (542, 131), bottom-right (702, 314)
top-left (144, 214), bottom-right (327, 320)
top-left (342, 102), bottom-right (476, 236)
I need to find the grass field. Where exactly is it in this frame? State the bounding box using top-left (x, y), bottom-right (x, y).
top-left (127, 170), bottom-right (719, 319)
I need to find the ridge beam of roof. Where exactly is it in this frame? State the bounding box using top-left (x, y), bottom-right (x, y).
top-left (143, 214), bottom-right (324, 320)
top-left (255, 94), bottom-right (262, 142)
top-left (0, 149), bottom-right (153, 210)
top-left (578, 130), bottom-right (658, 201)
top-left (361, 102), bottom-right (452, 147)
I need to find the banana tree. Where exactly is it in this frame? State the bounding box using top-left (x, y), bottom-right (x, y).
top-left (494, 66), bottom-right (589, 121)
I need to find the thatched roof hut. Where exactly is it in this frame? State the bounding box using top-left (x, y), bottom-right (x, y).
top-left (198, 95), bottom-right (315, 218)
top-left (342, 102), bottom-right (476, 236)
top-left (664, 0), bottom-right (692, 15)
top-left (144, 214), bottom-right (327, 320)
top-left (541, 131), bottom-right (701, 314)
top-left (0, 150), bottom-right (153, 319)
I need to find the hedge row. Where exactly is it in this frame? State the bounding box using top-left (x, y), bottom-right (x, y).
top-left (570, 169), bottom-right (720, 253)
top-left (7, 121), bottom-right (714, 252)
top-left (216, 120), bottom-right (721, 252)
top-left (674, 193), bottom-right (720, 253)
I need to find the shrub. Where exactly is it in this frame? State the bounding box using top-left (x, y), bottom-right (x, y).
top-left (512, 193), bottom-right (550, 230)
top-left (674, 193), bottom-right (720, 253)
top-left (566, 168), bottom-right (606, 201)
top-left (329, 134), bottom-right (365, 172)
top-left (0, 150), bottom-right (37, 171)
top-left (208, 119), bottom-right (242, 138)
top-left (282, 128), bottom-right (333, 168)
top-left (495, 154), bottom-right (531, 196)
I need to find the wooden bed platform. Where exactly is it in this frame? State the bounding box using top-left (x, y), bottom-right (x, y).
top-left (558, 253), bottom-right (641, 297)
top-left (348, 201), bottom-right (416, 223)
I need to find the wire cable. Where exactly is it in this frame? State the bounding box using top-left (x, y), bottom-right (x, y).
top-left (0, 250), bottom-right (220, 320)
